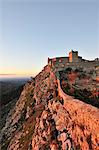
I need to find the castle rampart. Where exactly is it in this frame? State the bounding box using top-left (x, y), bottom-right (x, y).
top-left (56, 78), bottom-right (99, 150)
top-left (48, 50), bottom-right (99, 73)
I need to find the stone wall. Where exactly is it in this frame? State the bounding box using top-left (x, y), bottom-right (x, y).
top-left (48, 55), bottom-right (99, 72)
top-left (50, 60), bottom-right (99, 74)
top-left (57, 78), bottom-right (99, 149)
top-left (48, 57), bottom-right (69, 66)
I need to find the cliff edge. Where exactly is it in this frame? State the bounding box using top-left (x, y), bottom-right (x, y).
top-left (0, 65), bottom-right (99, 150)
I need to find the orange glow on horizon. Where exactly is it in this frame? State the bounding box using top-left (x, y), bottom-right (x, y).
top-left (0, 69), bottom-right (39, 77)
top-left (0, 72), bottom-right (37, 77)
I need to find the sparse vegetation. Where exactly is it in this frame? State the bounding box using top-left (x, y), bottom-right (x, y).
top-left (60, 69), bottom-right (99, 108)
top-left (1, 85), bottom-right (24, 106)
top-left (25, 89), bottom-right (34, 106)
top-left (0, 79), bottom-right (28, 131)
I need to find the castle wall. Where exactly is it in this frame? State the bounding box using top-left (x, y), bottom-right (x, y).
top-left (48, 57), bottom-right (69, 67)
top-left (48, 51), bottom-right (99, 74)
top-left (78, 56), bottom-right (82, 62)
top-left (50, 61), bottom-right (99, 91)
top-left (56, 78), bottom-right (99, 150)
top-left (51, 60), bottom-right (99, 75)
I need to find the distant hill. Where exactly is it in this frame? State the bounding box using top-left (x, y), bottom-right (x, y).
top-left (0, 78), bottom-right (29, 106)
top-left (0, 78), bottom-right (30, 131)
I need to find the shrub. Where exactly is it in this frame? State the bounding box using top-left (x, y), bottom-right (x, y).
top-left (66, 67), bottom-right (72, 73)
top-left (63, 83), bottom-right (70, 94)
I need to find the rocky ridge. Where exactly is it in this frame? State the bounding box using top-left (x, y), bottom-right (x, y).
top-left (0, 65), bottom-right (99, 150)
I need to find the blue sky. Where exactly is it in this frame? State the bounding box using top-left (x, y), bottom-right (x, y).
top-left (0, 0), bottom-right (99, 76)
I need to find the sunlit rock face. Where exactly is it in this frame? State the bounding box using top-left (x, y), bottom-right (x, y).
top-left (1, 65), bottom-right (99, 150)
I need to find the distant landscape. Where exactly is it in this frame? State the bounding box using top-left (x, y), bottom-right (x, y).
top-left (0, 0), bottom-right (99, 149)
top-left (0, 77), bottom-right (30, 130)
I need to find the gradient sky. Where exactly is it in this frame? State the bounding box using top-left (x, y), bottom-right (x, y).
top-left (0, 0), bottom-right (99, 76)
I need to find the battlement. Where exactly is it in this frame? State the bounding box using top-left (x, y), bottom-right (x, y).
top-left (48, 50), bottom-right (84, 64)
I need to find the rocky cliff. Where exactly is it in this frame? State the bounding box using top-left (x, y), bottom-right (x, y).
top-left (0, 65), bottom-right (99, 150)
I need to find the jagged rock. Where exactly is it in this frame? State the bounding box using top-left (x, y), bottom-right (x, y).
top-left (0, 65), bottom-right (99, 150)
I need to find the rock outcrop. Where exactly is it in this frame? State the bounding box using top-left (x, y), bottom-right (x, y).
top-left (0, 65), bottom-right (99, 150)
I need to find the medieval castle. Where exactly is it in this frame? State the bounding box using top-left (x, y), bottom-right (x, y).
top-left (47, 50), bottom-right (99, 77)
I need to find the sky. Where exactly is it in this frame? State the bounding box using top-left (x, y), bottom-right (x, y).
top-left (0, 0), bottom-right (99, 77)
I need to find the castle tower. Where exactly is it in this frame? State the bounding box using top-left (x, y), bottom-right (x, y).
top-left (69, 50), bottom-right (78, 62)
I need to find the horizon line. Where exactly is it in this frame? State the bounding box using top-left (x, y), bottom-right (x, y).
top-left (0, 74), bottom-right (35, 76)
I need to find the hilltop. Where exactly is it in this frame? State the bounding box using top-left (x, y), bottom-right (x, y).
top-left (0, 51), bottom-right (99, 150)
